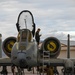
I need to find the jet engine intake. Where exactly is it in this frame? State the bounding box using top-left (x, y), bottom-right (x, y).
top-left (40, 37), bottom-right (61, 58)
top-left (2, 37), bottom-right (16, 57)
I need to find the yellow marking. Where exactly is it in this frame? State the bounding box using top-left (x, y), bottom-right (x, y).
top-left (47, 41), bottom-right (56, 52)
top-left (7, 41), bottom-right (15, 52)
top-left (47, 67), bottom-right (54, 75)
top-left (16, 42), bottom-right (19, 50)
top-left (20, 46), bottom-right (26, 50)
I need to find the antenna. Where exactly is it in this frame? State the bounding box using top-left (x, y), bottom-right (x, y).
top-left (67, 34), bottom-right (70, 58)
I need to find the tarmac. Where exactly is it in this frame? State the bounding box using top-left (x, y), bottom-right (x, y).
top-left (0, 66), bottom-right (63, 75)
top-left (0, 66), bottom-right (40, 75)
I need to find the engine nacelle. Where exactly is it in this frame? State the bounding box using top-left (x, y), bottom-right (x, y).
top-left (40, 37), bottom-right (61, 58)
top-left (2, 37), bottom-right (16, 57)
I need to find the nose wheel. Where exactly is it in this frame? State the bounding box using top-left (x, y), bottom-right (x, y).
top-left (11, 65), bottom-right (25, 75)
top-left (17, 67), bottom-right (25, 75)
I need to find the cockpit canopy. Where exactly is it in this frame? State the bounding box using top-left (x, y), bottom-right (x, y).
top-left (18, 12), bottom-right (33, 31)
top-left (16, 10), bottom-right (35, 37)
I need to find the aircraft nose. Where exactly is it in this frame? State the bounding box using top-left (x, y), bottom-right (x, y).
top-left (17, 52), bottom-right (27, 68)
top-left (19, 59), bottom-right (27, 68)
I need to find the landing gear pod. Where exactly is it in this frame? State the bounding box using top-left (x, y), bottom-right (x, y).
top-left (2, 37), bottom-right (16, 57)
top-left (41, 37), bottom-right (61, 58)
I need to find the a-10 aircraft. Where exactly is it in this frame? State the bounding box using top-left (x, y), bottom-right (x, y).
top-left (0, 10), bottom-right (75, 75)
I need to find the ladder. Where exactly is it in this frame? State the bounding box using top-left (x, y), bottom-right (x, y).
top-left (42, 50), bottom-right (50, 75)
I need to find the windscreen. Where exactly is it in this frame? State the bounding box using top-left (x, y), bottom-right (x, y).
top-left (17, 10), bottom-right (34, 31)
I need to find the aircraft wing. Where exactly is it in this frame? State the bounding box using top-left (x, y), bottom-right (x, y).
top-left (0, 57), bottom-right (11, 66)
top-left (39, 58), bottom-right (64, 66)
top-left (39, 58), bottom-right (75, 66)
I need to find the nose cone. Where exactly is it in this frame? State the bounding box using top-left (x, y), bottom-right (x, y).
top-left (19, 59), bottom-right (27, 68)
top-left (17, 52), bottom-right (27, 68)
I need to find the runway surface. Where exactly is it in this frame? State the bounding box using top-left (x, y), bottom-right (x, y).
top-left (0, 66), bottom-right (40, 75)
top-left (0, 66), bottom-right (63, 75)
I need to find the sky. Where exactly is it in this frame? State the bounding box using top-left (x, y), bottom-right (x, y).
top-left (0, 0), bottom-right (75, 41)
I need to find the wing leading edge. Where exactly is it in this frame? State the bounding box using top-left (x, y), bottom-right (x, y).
top-left (39, 58), bottom-right (75, 66)
top-left (0, 58), bottom-right (11, 66)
